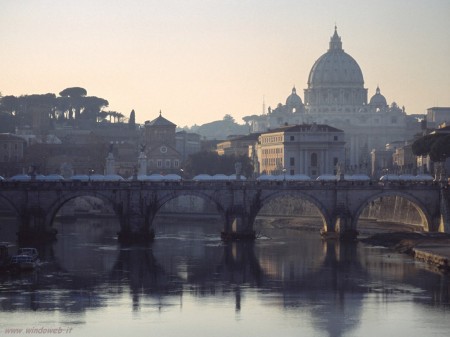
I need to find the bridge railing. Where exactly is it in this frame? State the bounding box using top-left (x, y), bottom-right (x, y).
top-left (0, 178), bottom-right (443, 191)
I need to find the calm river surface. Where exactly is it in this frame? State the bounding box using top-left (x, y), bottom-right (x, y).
top-left (1, 218), bottom-right (449, 337)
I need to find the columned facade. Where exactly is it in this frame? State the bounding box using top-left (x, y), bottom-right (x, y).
top-left (256, 124), bottom-right (345, 177)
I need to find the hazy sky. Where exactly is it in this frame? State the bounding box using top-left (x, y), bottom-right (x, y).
top-left (1, 0), bottom-right (449, 127)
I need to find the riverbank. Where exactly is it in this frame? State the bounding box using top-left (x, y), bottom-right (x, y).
top-left (360, 232), bottom-right (450, 273)
top-left (255, 216), bottom-right (450, 274)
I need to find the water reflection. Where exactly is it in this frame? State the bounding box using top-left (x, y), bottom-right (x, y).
top-left (0, 218), bottom-right (449, 337)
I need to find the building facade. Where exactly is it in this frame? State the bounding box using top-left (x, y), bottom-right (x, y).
top-left (216, 133), bottom-right (261, 156)
top-left (143, 112), bottom-right (182, 174)
top-left (175, 131), bottom-right (201, 161)
top-left (243, 27), bottom-right (421, 169)
top-left (0, 133), bottom-right (26, 177)
top-left (392, 143), bottom-right (416, 174)
top-left (426, 107), bottom-right (450, 129)
top-left (256, 123), bottom-right (345, 177)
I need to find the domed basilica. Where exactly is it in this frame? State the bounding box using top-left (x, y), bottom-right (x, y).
top-left (244, 27), bottom-right (420, 167)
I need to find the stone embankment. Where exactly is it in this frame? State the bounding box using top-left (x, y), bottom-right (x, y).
top-left (361, 232), bottom-right (450, 273)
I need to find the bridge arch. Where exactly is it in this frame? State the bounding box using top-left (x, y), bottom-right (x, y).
top-left (0, 193), bottom-right (20, 216)
top-left (253, 190), bottom-right (331, 231)
top-left (353, 191), bottom-right (432, 231)
top-left (153, 190), bottom-right (227, 223)
top-left (45, 190), bottom-right (119, 229)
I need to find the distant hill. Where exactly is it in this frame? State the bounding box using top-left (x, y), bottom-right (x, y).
top-left (178, 115), bottom-right (249, 140)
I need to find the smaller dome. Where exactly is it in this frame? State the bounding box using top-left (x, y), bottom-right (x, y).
top-left (369, 86), bottom-right (387, 109)
top-left (285, 87), bottom-right (304, 112)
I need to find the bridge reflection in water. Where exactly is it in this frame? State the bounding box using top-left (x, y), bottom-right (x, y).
top-left (0, 219), bottom-right (449, 337)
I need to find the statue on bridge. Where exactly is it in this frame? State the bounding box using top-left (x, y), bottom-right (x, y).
top-left (336, 162), bottom-right (345, 181)
top-left (139, 143), bottom-right (146, 153)
top-left (235, 162), bottom-right (242, 180)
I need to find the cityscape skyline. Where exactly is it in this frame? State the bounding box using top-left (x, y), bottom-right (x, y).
top-left (1, 0), bottom-right (449, 127)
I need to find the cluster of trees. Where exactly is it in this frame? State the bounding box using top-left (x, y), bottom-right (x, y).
top-left (412, 132), bottom-right (450, 162)
top-left (0, 87), bottom-right (131, 132)
top-left (183, 151), bottom-right (253, 178)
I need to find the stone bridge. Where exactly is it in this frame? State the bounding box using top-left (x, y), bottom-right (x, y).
top-left (0, 179), bottom-right (448, 242)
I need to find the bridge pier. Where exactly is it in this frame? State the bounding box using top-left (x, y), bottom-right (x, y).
top-left (324, 207), bottom-right (358, 241)
top-left (117, 214), bottom-right (155, 243)
top-left (115, 196), bottom-right (156, 243)
top-left (221, 205), bottom-right (256, 241)
top-left (17, 207), bottom-right (57, 243)
top-left (438, 188), bottom-right (450, 233)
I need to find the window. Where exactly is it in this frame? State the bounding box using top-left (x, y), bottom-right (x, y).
top-left (334, 136), bottom-right (338, 141)
top-left (290, 157), bottom-right (295, 166)
top-left (157, 159), bottom-right (162, 168)
top-left (165, 159), bottom-right (171, 168)
top-left (333, 157), bottom-right (339, 166)
top-left (290, 169), bottom-right (295, 175)
top-left (174, 160), bottom-right (179, 168)
top-left (311, 153), bottom-right (318, 167)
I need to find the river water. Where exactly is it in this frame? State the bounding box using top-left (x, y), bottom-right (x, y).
top-left (0, 218), bottom-right (449, 337)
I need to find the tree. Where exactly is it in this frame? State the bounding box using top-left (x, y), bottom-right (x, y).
top-left (115, 112), bottom-right (125, 123)
top-left (429, 134), bottom-right (450, 162)
top-left (82, 96), bottom-right (109, 121)
top-left (223, 114), bottom-right (235, 123)
top-left (411, 134), bottom-right (441, 157)
top-left (129, 109), bottom-right (136, 129)
top-left (59, 87), bottom-right (87, 97)
top-left (412, 132), bottom-right (450, 162)
top-left (103, 111), bottom-right (123, 123)
top-left (59, 87), bottom-right (87, 120)
top-left (14, 94), bottom-right (56, 127)
top-left (0, 95), bottom-right (19, 115)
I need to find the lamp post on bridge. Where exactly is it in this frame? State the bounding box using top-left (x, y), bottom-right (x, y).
top-left (88, 169), bottom-right (94, 181)
top-left (180, 168), bottom-right (184, 181)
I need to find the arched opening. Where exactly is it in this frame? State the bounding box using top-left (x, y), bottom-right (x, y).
top-left (153, 194), bottom-right (223, 239)
top-left (51, 195), bottom-right (120, 276)
top-left (253, 193), bottom-right (330, 274)
top-left (53, 195), bottom-right (120, 240)
top-left (254, 193), bottom-right (328, 239)
top-left (356, 194), bottom-right (429, 234)
top-left (311, 153), bottom-right (318, 167)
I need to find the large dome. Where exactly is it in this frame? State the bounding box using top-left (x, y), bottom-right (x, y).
top-left (307, 27), bottom-right (364, 88)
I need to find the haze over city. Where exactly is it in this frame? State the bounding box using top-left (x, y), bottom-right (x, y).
top-left (1, 0), bottom-right (449, 127)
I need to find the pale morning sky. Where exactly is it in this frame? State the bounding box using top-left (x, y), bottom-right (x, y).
top-left (1, 0), bottom-right (449, 127)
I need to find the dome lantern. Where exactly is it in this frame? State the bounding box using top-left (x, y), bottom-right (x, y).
top-left (329, 26), bottom-right (343, 51)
